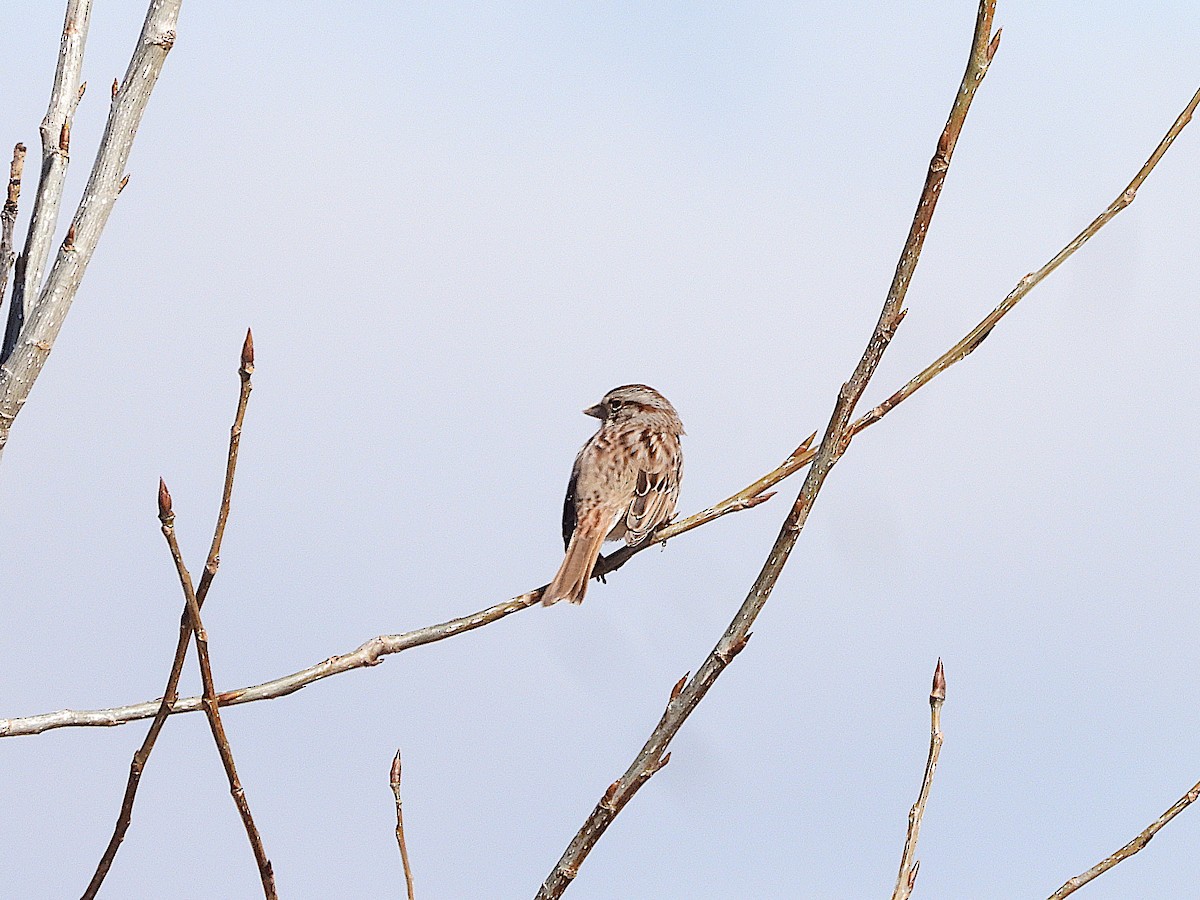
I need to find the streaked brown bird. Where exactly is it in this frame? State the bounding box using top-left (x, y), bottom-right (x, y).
top-left (542, 384), bottom-right (684, 606)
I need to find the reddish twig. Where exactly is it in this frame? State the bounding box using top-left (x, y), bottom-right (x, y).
top-left (535, 5), bottom-right (1000, 897)
top-left (156, 478), bottom-right (276, 898)
top-left (82, 331), bottom-right (256, 897)
top-left (391, 750), bottom-right (417, 900)
top-left (892, 660), bottom-right (947, 900)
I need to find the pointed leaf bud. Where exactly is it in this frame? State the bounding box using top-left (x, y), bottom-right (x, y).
top-left (931, 658), bottom-right (946, 703)
top-left (157, 478), bottom-right (173, 519)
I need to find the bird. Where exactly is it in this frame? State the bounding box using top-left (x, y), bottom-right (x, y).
top-left (542, 384), bottom-right (684, 606)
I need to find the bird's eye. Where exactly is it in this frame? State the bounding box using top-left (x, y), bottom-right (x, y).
top-left (609, 398), bottom-right (623, 410)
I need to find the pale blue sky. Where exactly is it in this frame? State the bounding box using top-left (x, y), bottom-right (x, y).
top-left (2, 3), bottom-right (1199, 897)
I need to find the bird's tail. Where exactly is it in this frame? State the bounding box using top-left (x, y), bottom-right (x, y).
top-left (542, 523), bottom-right (608, 606)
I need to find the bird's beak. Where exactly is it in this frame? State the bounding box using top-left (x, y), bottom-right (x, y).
top-left (583, 403), bottom-right (605, 419)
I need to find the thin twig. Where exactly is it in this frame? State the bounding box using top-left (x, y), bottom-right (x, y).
top-left (157, 479), bottom-right (276, 898)
top-left (0, 144), bottom-right (27, 322)
top-left (0, 0), bottom-right (180, 454)
top-left (1, 0), bottom-right (91, 364)
top-left (0, 437), bottom-right (809, 739)
top-left (3, 72), bottom-right (1197, 746)
top-left (391, 750), bottom-right (417, 900)
top-left (1047, 778), bottom-right (1200, 899)
top-left (536, 6), bottom-right (999, 897)
top-left (82, 331), bottom-right (255, 898)
top-left (892, 660), bottom-right (947, 900)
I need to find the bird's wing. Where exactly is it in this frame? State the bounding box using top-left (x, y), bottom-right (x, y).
top-left (623, 466), bottom-right (677, 545)
top-left (561, 463), bottom-right (579, 549)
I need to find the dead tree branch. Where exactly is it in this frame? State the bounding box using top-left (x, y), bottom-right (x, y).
top-left (0, 0), bottom-right (180, 455)
top-left (891, 660), bottom-right (947, 900)
top-left (391, 750), bottom-right (417, 900)
top-left (535, 5), bottom-right (999, 896)
top-left (156, 478), bottom-right (277, 898)
top-left (1047, 778), bottom-right (1200, 899)
top-left (82, 332), bottom-right (256, 898)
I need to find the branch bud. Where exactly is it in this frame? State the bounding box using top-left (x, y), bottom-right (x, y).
top-left (63, 224), bottom-right (76, 250)
top-left (111, 78), bottom-right (119, 100)
top-left (240, 328), bottom-right (255, 374)
top-left (669, 673), bottom-right (688, 702)
top-left (157, 478), bottom-right (173, 520)
top-left (931, 658), bottom-right (946, 703)
top-left (390, 749), bottom-right (402, 787)
top-left (59, 121), bottom-right (70, 153)
top-left (118, 174), bottom-right (130, 194)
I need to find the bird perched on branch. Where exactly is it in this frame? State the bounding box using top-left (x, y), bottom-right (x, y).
top-left (543, 384), bottom-right (684, 606)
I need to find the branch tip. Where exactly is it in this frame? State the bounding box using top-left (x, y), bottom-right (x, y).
top-left (931, 658), bottom-right (946, 703)
top-left (241, 328), bottom-right (255, 371)
top-left (390, 749), bottom-right (402, 786)
top-left (157, 478), bottom-right (172, 519)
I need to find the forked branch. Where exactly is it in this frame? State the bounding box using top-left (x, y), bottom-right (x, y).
top-left (0, 0), bottom-right (181, 454)
top-left (536, 4), bottom-right (999, 896)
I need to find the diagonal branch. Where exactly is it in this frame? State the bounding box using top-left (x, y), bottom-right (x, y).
top-left (82, 331), bottom-right (255, 898)
top-left (535, 5), bottom-right (1000, 896)
top-left (0, 437), bottom-right (810, 738)
top-left (2, 65), bottom-right (1196, 747)
top-left (156, 478), bottom-right (277, 898)
top-left (1, 0), bottom-right (91, 364)
top-left (1047, 778), bottom-right (1200, 899)
top-left (891, 660), bottom-right (947, 900)
top-left (0, 0), bottom-right (181, 455)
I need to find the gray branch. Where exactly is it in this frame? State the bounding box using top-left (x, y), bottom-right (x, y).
top-left (0, 0), bottom-right (181, 456)
top-left (1, 0), bottom-right (92, 364)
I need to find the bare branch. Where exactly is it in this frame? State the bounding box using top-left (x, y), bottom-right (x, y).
top-left (0, 436), bottom-right (805, 738)
top-left (1047, 779), bottom-right (1200, 899)
top-left (82, 335), bottom-right (255, 897)
top-left (157, 479), bottom-right (277, 898)
top-left (892, 659), bottom-right (947, 900)
top-left (1, 0), bottom-right (91, 364)
top-left (0, 0), bottom-right (181, 454)
top-left (535, 5), bottom-right (999, 896)
top-left (390, 750), bottom-right (416, 900)
top-left (0, 144), bottom-right (27, 323)
top-left (2, 66), bottom-right (1196, 747)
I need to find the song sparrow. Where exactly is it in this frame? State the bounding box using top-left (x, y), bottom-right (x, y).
top-left (542, 384), bottom-right (684, 606)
